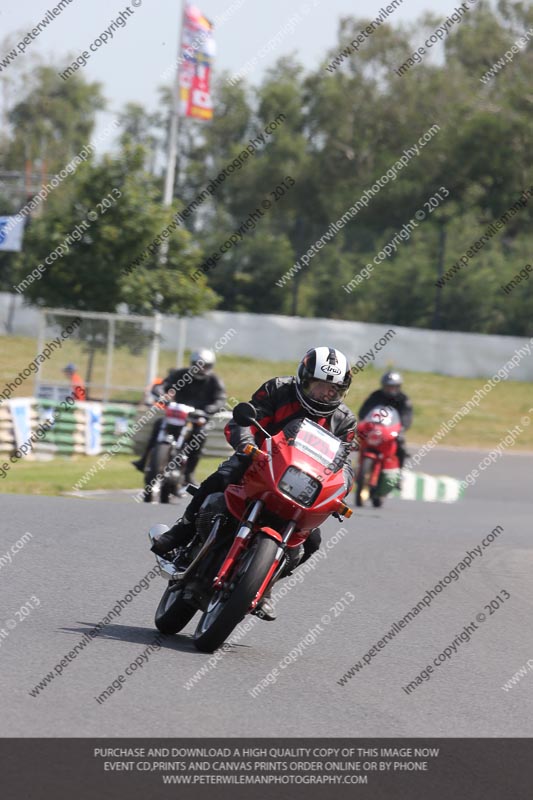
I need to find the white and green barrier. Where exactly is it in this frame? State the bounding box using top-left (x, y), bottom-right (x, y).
top-left (394, 470), bottom-right (464, 503)
top-left (0, 398), bottom-right (233, 460)
top-left (1, 402), bottom-right (465, 494)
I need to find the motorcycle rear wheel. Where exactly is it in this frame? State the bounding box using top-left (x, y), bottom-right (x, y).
top-left (155, 584), bottom-right (197, 635)
top-left (193, 533), bottom-right (278, 653)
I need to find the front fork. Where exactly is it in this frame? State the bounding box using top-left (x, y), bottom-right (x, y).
top-left (212, 500), bottom-right (264, 590)
top-left (358, 452), bottom-right (382, 489)
top-left (250, 520), bottom-right (297, 610)
top-left (369, 457), bottom-right (382, 489)
top-left (211, 501), bottom-right (296, 608)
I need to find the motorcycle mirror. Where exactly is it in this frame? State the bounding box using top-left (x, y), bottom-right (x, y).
top-left (232, 402), bottom-right (257, 427)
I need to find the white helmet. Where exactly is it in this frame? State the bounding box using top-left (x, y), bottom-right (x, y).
top-left (296, 346), bottom-right (352, 417)
top-left (190, 348), bottom-right (215, 378)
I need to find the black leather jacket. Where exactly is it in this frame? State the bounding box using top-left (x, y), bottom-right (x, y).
top-left (163, 368), bottom-right (226, 416)
top-left (358, 389), bottom-right (413, 430)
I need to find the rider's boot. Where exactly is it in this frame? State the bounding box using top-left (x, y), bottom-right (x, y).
top-left (151, 516), bottom-right (195, 557)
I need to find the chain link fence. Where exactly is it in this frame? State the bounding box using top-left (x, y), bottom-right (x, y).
top-left (35, 308), bottom-right (163, 404)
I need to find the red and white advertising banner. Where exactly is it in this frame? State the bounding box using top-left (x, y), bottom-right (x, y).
top-left (179, 4), bottom-right (215, 120)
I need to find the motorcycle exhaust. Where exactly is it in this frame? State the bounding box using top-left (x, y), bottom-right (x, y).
top-left (176, 519), bottom-right (221, 581)
top-left (147, 519), bottom-right (221, 583)
top-left (147, 524), bottom-right (180, 581)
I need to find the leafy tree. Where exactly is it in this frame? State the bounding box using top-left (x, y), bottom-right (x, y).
top-left (18, 145), bottom-right (217, 315)
top-left (3, 1), bottom-right (533, 337)
top-left (6, 66), bottom-right (105, 173)
top-left (117, 102), bottom-right (163, 173)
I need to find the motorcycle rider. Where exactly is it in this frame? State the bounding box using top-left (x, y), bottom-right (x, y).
top-left (358, 370), bottom-right (413, 471)
top-left (132, 349), bottom-right (226, 483)
top-left (151, 346), bottom-right (356, 621)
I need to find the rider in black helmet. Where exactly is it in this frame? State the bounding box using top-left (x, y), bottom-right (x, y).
top-left (358, 371), bottom-right (413, 470)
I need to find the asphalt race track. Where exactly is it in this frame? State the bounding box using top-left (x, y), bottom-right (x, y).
top-left (1, 447), bottom-right (532, 737)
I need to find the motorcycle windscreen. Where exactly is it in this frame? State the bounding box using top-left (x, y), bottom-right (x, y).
top-left (363, 405), bottom-right (401, 426)
top-left (166, 402), bottom-right (195, 422)
top-left (284, 418), bottom-right (343, 468)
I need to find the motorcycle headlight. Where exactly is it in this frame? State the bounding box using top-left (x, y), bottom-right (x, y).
top-left (278, 466), bottom-right (321, 507)
top-left (166, 418), bottom-right (186, 428)
top-left (367, 428), bottom-right (383, 446)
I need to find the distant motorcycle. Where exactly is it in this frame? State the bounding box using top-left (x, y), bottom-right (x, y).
top-left (148, 402), bottom-right (353, 652)
top-left (355, 405), bottom-right (401, 508)
top-left (143, 402), bottom-right (206, 504)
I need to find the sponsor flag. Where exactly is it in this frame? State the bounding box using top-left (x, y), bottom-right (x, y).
top-left (9, 399), bottom-right (33, 454)
top-left (85, 403), bottom-right (102, 455)
top-left (179, 4), bottom-right (215, 120)
top-left (0, 215), bottom-right (24, 252)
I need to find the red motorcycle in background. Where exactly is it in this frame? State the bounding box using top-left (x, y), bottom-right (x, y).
top-left (354, 405), bottom-right (401, 508)
top-left (149, 402), bottom-right (352, 652)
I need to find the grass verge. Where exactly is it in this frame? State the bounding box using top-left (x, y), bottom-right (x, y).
top-left (1, 335), bottom-right (532, 497)
top-left (0, 454), bottom-right (221, 496)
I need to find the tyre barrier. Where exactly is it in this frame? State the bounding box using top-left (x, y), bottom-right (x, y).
top-left (0, 399), bottom-right (233, 460)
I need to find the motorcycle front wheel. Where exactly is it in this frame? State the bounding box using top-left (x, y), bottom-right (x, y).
top-left (155, 584), bottom-right (197, 635)
top-left (193, 533), bottom-right (278, 653)
top-left (355, 457), bottom-right (374, 507)
top-left (144, 443), bottom-right (172, 504)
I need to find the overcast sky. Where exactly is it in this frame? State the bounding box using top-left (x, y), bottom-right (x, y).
top-left (1, 0), bottom-right (468, 142)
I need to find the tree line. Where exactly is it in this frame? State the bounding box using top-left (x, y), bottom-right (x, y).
top-left (0, 0), bottom-right (532, 336)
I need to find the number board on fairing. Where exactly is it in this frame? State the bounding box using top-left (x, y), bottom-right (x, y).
top-left (292, 420), bottom-right (342, 467)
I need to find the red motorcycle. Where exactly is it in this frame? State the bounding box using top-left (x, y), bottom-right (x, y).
top-left (149, 402), bottom-right (352, 652)
top-left (355, 405), bottom-right (401, 508)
